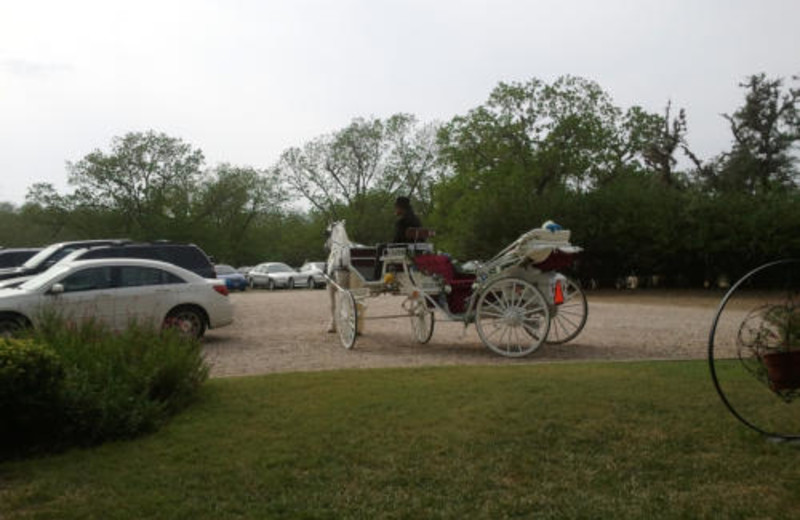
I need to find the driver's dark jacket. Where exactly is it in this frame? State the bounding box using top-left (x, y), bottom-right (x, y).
top-left (393, 211), bottom-right (422, 243)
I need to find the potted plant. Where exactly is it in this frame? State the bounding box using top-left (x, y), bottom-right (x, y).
top-left (756, 301), bottom-right (800, 391)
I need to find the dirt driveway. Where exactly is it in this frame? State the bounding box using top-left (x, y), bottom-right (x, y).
top-left (203, 289), bottom-right (739, 377)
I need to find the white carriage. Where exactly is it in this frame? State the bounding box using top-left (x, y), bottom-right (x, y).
top-left (326, 222), bottom-right (588, 357)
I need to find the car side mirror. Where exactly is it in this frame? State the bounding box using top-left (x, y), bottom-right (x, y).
top-left (49, 283), bottom-right (64, 295)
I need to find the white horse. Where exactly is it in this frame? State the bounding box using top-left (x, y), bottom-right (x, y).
top-left (325, 221), bottom-right (353, 333)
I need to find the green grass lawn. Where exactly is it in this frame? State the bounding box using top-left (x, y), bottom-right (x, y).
top-left (1, 361), bottom-right (798, 519)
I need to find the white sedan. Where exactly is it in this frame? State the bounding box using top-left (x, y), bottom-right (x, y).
top-left (0, 258), bottom-right (234, 338)
top-left (248, 262), bottom-right (310, 290)
top-left (299, 262), bottom-right (327, 289)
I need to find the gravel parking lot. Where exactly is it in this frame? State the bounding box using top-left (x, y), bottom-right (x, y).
top-left (203, 289), bottom-right (743, 377)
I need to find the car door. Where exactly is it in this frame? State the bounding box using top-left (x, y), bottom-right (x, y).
top-left (113, 266), bottom-right (180, 329)
top-left (258, 265), bottom-right (272, 286)
top-left (50, 266), bottom-right (116, 328)
top-left (270, 265), bottom-right (289, 287)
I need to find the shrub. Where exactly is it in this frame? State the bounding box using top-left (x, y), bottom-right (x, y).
top-left (0, 338), bottom-right (65, 449)
top-left (2, 316), bottom-right (208, 456)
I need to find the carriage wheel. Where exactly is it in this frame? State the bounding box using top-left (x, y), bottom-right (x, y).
top-left (336, 289), bottom-right (358, 350)
top-left (476, 278), bottom-right (550, 358)
top-left (546, 277), bottom-right (588, 344)
top-left (409, 299), bottom-right (435, 344)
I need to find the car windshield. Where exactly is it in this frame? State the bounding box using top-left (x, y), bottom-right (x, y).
top-left (19, 264), bottom-right (73, 291)
top-left (21, 243), bottom-right (64, 269)
top-left (215, 265), bottom-right (236, 275)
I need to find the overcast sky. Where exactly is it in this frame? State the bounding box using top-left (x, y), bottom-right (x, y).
top-left (1, 0), bottom-right (798, 204)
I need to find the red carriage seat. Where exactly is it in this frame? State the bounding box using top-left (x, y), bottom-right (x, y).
top-left (414, 254), bottom-right (475, 314)
top-left (534, 250), bottom-right (577, 272)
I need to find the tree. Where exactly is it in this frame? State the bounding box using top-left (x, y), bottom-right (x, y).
top-left (275, 114), bottom-right (442, 226)
top-left (23, 131), bottom-right (290, 264)
top-left (618, 102), bottom-right (692, 187)
top-left (0, 202), bottom-right (55, 246)
top-left (438, 76), bottom-right (626, 197)
top-left (192, 164), bottom-right (286, 262)
top-left (713, 74), bottom-right (800, 193)
top-left (61, 130), bottom-right (206, 236)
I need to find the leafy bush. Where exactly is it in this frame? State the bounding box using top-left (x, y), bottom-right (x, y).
top-left (0, 338), bottom-right (64, 448)
top-left (1, 316), bottom-right (208, 457)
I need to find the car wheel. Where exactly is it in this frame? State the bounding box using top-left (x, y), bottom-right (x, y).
top-left (267, 279), bottom-right (276, 291)
top-left (164, 307), bottom-right (207, 338)
top-left (307, 277), bottom-right (315, 289)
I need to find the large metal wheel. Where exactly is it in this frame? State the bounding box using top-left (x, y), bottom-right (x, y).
top-left (409, 299), bottom-right (435, 344)
top-left (475, 277), bottom-right (550, 357)
top-left (709, 259), bottom-right (800, 440)
top-left (546, 277), bottom-right (588, 344)
top-left (336, 289), bottom-right (358, 350)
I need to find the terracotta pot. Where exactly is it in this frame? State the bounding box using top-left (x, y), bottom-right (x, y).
top-left (763, 350), bottom-right (800, 390)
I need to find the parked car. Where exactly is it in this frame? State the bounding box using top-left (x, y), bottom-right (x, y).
top-left (0, 248), bottom-right (41, 269)
top-left (0, 242), bottom-right (219, 290)
top-left (248, 262), bottom-right (309, 290)
top-left (0, 240), bottom-right (130, 282)
top-left (77, 242), bottom-right (216, 279)
top-left (299, 261), bottom-right (327, 288)
top-left (0, 258), bottom-right (233, 338)
top-left (215, 264), bottom-right (248, 291)
top-left (0, 248), bottom-right (94, 289)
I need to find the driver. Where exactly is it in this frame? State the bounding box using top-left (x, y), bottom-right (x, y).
top-left (393, 196), bottom-right (422, 243)
top-left (374, 196), bottom-right (423, 281)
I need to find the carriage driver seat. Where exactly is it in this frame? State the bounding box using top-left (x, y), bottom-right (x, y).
top-left (373, 228), bottom-right (437, 281)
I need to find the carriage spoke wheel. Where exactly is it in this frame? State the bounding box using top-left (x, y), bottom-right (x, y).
top-left (336, 289), bottom-right (358, 350)
top-left (546, 277), bottom-right (588, 344)
top-left (409, 299), bottom-right (435, 344)
top-left (476, 278), bottom-right (550, 358)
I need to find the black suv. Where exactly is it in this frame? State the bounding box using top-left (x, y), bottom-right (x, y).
top-left (0, 248), bottom-right (42, 269)
top-left (76, 242), bottom-right (216, 279)
top-left (0, 240), bottom-right (130, 281)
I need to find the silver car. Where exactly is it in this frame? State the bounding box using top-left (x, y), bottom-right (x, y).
top-left (0, 258), bottom-right (233, 338)
top-left (299, 262), bottom-right (326, 289)
top-left (247, 262), bottom-right (310, 290)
